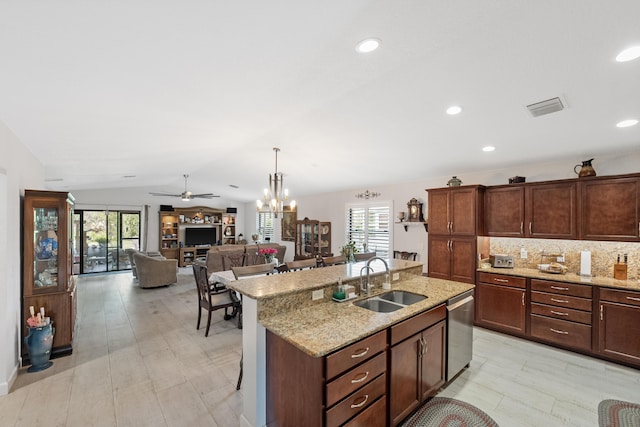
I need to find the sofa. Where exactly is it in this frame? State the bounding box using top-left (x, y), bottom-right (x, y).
top-left (204, 243), bottom-right (287, 273)
top-left (133, 253), bottom-right (178, 288)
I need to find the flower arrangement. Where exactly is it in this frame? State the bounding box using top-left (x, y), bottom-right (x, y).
top-left (258, 248), bottom-right (278, 256)
top-left (27, 306), bottom-right (50, 328)
top-left (341, 241), bottom-right (359, 262)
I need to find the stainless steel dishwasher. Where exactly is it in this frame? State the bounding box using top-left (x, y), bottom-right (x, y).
top-left (446, 289), bottom-right (474, 381)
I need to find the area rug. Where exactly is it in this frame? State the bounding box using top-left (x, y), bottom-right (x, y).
top-left (401, 397), bottom-right (499, 427)
top-left (599, 399), bottom-right (640, 427)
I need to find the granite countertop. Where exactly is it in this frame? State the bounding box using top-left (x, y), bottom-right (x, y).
top-left (260, 276), bottom-right (474, 357)
top-left (479, 267), bottom-right (640, 291)
top-left (228, 258), bottom-right (421, 300)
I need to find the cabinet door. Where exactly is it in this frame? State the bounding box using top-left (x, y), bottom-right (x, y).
top-left (450, 188), bottom-right (479, 236)
top-left (598, 302), bottom-right (640, 365)
top-left (527, 182), bottom-right (577, 239)
top-left (485, 186), bottom-right (524, 237)
top-left (580, 177), bottom-right (640, 241)
top-left (475, 283), bottom-right (526, 335)
top-left (420, 320), bottom-right (446, 401)
top-left (389, 334), bottom-right (421, 426)
top-left (427, 189), bottom-right (450, 235)
top-left (450, 238), bottom-right (476, 284)
top-left (427, 235), bottom-right (450, 280)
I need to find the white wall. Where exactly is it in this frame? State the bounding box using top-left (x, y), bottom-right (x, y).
top-left (0, 121), bottom-right (45, 395)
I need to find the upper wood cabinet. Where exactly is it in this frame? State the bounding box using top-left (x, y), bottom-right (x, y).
top-left (579, 176), bottom-right (640, 241)
top-left (485, 181), bottom-right (577, 239)
top-left (426, 185), bottom-right (485, 236)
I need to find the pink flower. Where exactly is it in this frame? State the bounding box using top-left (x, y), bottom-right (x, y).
top-left (259, 248), bottom-right (278, 255)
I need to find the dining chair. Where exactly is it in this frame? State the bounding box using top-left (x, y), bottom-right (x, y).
top-left (354, 252), bottom-right (376, 262)
top-left (231, 262), bottom-right (276, 279)
top-left (192, 262), bottom-right (240, 337)
top-left (286, 258), bottom-right (317, 271)
top-left (321, 255), bottom-right (347, 267)
top-left (393, 250), bottom-right (418, 261)
top-left (222, 251), bottom-right (246, 271)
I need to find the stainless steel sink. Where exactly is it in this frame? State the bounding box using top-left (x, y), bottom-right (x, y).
top-left (378, 290), bottom-right (426, 305)
top-left (354, 298), bottom-right (404, 313)
top-left (353, 291), bottom-right (427, 313)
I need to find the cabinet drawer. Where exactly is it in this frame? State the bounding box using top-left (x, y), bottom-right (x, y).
top-left (390, 305), bottom-right (446, 346)
top-left (531, 302), bottom-right (592, 325)
top-left (478, 272), bottom-right (526, 289)
top-left (530, 314), bottom-right (591, 352)
top-left (599, 288), bottom-right (640, 307)
top-left (531, 291), bottom-right (592, 312)
top-left (326, 352), bottom-right (386, 407)
top-left (342, 395), bottom-right (386, 427)
top-left (531, 279), bottom-right (592, 298)
top-left (326, 374), bottom-right (386, 427)
top-left (326, 330), bottom-right (387, 380)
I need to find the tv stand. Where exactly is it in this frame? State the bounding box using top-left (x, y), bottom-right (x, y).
top-left (179, 246), bottom-right (211, 267)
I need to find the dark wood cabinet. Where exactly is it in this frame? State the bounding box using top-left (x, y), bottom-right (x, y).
top-left (475, 273), bottom-right (526, 336)
top-left (389, 306), bottom-right (446, 427)
top-left (427, 186), bottom-right (484, 284)
top-left (428, 236), bottom-right (477, 284)
top-left (579, 176), bottom-right (640, 241)
top-left (485, 181), bottom-right (577, 239)
top-left (597, 288), bottom-right (640, 365)
top-left (427, 186), bottom-right (484, 237)
top-left (23, 190), bottom-right (77, 360)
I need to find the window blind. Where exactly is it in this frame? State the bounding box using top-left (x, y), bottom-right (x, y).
top-left (347, 203), bottom-right (390, 258)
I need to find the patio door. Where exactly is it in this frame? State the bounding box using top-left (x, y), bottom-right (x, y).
top-left (76, 210), bottom-right (140, 273)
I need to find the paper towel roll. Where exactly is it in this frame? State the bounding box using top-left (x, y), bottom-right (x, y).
top-left (580, 250), bottom-right (591, 276)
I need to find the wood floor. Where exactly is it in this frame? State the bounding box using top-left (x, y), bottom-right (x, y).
top-left (1, 269), bottom-right (638, 426)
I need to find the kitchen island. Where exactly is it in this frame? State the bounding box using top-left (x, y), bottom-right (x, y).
top-left (227, 258), bottom-right (474, 427)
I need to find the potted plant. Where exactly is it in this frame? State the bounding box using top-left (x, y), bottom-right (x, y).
top-left (259, 247), bottom-right (278, 264)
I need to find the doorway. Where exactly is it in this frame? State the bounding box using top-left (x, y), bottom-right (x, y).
top-left (74, 210), bottom-right (140, 274)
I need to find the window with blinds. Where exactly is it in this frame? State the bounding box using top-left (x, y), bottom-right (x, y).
top-left (346, 203), bottom-right (391, 258)
top-left (256, 212), bottom-right (275, 242)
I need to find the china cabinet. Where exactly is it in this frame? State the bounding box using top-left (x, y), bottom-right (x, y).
top-left (22, 190), bottom-right (77, 361)
top-left (294, 218), bottom-right (331, 259)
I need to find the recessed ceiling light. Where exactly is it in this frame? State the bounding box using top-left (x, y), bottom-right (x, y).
top-left (355, 38), bottom-right (380, 53)
top-left (446, 106), bottom-right (462, 115)
top-left (616, 119), bottom-right (638, 128)
top-left (482, 146), bottom-right (495, 152)
top-left (616, 46), bottom-right (640, 62)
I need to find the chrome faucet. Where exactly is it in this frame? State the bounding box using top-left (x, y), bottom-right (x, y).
top-left (360, 256), bottom-right (390, 296)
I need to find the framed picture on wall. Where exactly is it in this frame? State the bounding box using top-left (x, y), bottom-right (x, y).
top-left (281, 206), bottom-right (297, 241)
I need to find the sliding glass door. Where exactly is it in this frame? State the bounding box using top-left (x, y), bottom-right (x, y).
top-left (75, 210), bottom-right (140, 274)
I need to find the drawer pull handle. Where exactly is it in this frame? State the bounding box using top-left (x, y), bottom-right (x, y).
top-left (351, 371), bottom-right (369, 384)
top-left (550, 286), bottom-right (569, 291)
top-left (351, 347), bottom-right (369, 359)
top-left (494, 278), bottom-right (509, 283)
top-left (550, 328), bottom-right (569, 335)
top-left (550, 298), bottom-right (569, 303)
top-left (550, 310), bottom-right (569, 316)
top-left (350, 394), bottom-right (369, 409)
top-left (626, 296), bottom-right (640, 302)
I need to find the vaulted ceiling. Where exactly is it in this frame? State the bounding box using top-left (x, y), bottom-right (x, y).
top-left (1, 1), bottom-right (639, 202)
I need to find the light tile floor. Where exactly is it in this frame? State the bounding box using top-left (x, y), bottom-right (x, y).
top-left (1, 270), bottom-right (639, 426)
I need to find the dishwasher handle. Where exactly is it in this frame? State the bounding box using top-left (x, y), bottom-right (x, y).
top-left (447, 295), bottom-right (474, 311)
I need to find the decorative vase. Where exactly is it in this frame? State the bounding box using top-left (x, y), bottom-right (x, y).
top-left (343, 247), bottom-right (355, 263)
top-left (264, 254), bottom-right (274, 264)
top-left (24, 322), bottom-right (55, 372)
top-left (447, 176), bottom-right (462, 187)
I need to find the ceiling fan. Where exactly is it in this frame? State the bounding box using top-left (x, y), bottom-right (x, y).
top-left (149, 174), bottom-right (219, 201)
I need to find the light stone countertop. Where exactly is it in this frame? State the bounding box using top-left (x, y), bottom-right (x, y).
top-left (478, 267), bottom-right (640, 291)
top-left (228, 258), bottom-right (421, 300)
top-left (259, 276), bottom-right (474, 357)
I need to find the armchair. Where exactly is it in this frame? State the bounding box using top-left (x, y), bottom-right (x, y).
top-left (133, 253), bottom-right (178, 288)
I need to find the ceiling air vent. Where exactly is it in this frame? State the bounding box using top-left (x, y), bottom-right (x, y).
top-left (526, 97), bottom-right (565, 117)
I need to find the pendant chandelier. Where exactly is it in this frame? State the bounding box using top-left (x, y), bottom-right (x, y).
top-left (256, 147), bottom-right (296, 218)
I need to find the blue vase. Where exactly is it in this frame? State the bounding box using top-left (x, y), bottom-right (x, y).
top-left (25, 322), bottom-right (55, 372)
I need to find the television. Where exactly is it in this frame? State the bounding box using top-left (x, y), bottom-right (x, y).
top-left (184, 227), bottom-right (217, 247)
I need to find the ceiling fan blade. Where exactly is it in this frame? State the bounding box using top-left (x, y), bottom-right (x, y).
top-left (191, 193), bottom-right (220, 198)
top-left (149, 192), bottom-right (181, 197)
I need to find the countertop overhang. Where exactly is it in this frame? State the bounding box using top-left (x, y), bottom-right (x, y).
top-left (478, 267), bottom-right (640, 291)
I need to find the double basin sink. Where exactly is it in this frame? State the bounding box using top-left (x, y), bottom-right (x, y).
top-left (353, 290), bottom-right (427, 313)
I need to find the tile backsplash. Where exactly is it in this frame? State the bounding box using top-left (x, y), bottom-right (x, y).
top-left (488, 238), bottom-right (640, 280)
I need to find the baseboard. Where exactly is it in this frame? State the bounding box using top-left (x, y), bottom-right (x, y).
top-left (0, 362), bottom-right (19, 395)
